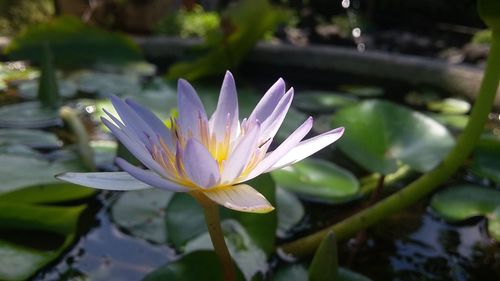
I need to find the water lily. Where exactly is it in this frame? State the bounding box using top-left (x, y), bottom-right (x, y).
top-left (57, 71), bottom-right (344, 213)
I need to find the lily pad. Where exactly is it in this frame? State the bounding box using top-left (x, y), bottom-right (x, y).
top-left (470, 142), bottom-right (500, 184)
top-left (431, 184), bottom-right (500, 240)
top-left (429, 113), bottom-right (469, 130)
top-left (90, 140), bottom-right (117, 169)
top-left (293, 91), bottom-right (357, 113)
top-left (275, 264), bottom-right (372, 281)
top-left (276, 187), bottom-right (304, 238)
top-left (0, 154), bottom-right (85, 194)
top-left (112, 189), bottom-right (174, 244)
top-left (338, 85), bottom-right (384, 97)
top-left (68, 70), bottom-right (141, 97)
top-left (142, 251), bottom-right (244, 281)
top-left (17, 79), bottom-right (78, 100)
top-left (427, 98), bottom-right (471, 114)
top-left (271, 158), bottom-right (359, 204)
top-left (0, 102), bottom-right (61, 128)
top-left (165, 193), bottom-right (206, 248)
top-left (0, 129), bottom-right (61, 149)
top-left (332, 100), bottom-right (455, 174)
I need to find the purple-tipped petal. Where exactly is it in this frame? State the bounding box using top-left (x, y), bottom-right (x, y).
top-left (203, 184), bottom-right (274, 213)
top-left (56, 172), bottom-right (153, 190)
top-left (242, 117), bottom-right (313, 181)
top-left (209, 71), bottom-right (239, 140)
top-left (177, 79), bottom-right (208, 138)
top-left (125, 99), bottom-right (175, 150)
top-left (220, 122), bottom-right (260, 183)
top-left (260, 87), bottom-right (294, 139)
top-left (102, 117), bottom-right (166, 176)
top-left (110, 95), bottom-right (155, 144)
top-left (248, 78), bottom-right (286, 123)
top-left (267, 127), bottom-right (345, 172)
top-left (116, 158), bottom-right (189, 192)
top-left (183, 139), bottom-right (220, 188)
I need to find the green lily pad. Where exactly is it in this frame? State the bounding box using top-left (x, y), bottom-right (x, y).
top-left (68, 70), bottom-right (141, 97)
top-left (0, 144), bottom-right (43, 158)
top-left (0, 102), bottom-right (60, 128)
top-left (0, 183), bottom-right (94, 204)
top-left (112, 189), bottom-right (174, 244)
top-left (470, 143), bottom-right (500, 184)
top-left (338, 85), bottom-right (384, 97)
top-left (427, 98), bottom-right (471, 114)
top-left (332, 100), bottom-right (455, 174)
top-left (184, 220), bottom-right (268, 280)
top-left (276, 187), bottom-right (304, 238)
top-left (0, 154), bottom-right (85, 194)
top-left (429, 113), bottom-right (469, 130)
top-left (90, 140), bottom-right (117, 169)
top-left (165, 193), bottom-right (206, 248)
top-left (0, 240), bottom-right (50, 281)
top-left (0, 129), bottom-right (61, 149)
top-left (142, 251), bottom-right (244, 281)
top-left (431, 184), bottom-right (500, 240)
top-left (17, 79), bottom-right (78, 100)
top-left (271, 158), bottom-right (359, 204)
top-left (293, 91), bottom-right (357, 113)
top-left (0, 62), bottom-right (39, 91)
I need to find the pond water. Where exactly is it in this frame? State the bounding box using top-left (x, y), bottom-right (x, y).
top-left (1, 62), bottom-right (499, 281)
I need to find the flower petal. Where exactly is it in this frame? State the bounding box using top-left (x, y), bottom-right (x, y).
top-left (266, 127), bottom-right (345, 172)
top-left (248, 78), bottom-right (286, 123)
top-left (243, 117), bottom-right (313, 181)
top-left (116, 158), bottom-right (189, 192)
top-left (125, 98), bottom-right (175, 150)
top-left (203, 184), bottom-right (274, 213)
top-left (260, 87), bottom-right (294, 140)
top-left (177, 79), bottom-right (208, 138)
top-left (110, 95), bottom-right (155, 144)
top-left (56, 172), bottom-right (152, 190)
top-left (183, 139), bottom-right (221, 188)
top-left (209, 71), bottom-right (239, 140)
top-left (101, 117), bottom-right (166, 177)
top-left (220, 122), bottom-right (260, 184)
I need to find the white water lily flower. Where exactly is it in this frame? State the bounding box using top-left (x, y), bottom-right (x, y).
top-left (57, 71), bottom-right (344, 213)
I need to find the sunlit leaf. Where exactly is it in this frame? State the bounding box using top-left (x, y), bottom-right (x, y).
top-left (271, 158), bottom-right (359, 204)
top-left (427, 98), bottom-right (470, 114)
top-left (0, 183), bottom-right (94, 204)
top-left (431, 184), bottom-right (500, 240)
top-left (332, 100), bottom-right (455, 174)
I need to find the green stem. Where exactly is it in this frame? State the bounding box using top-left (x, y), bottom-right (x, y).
top-left (281, 30), bottom-right (500, 258)
top-left (194, 193), bottom-right (236, 281)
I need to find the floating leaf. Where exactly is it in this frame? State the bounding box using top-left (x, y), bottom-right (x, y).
top-left (338, 85), bottom-right (384, 97)
top-left (429, 113), bottom-right (469, 130)
top-left (271, 158), bottom-right (359, 204)
top-left (309, 231), bottom-right (338, 281)
top-left (90, 140), bottom-right (117, 169)
top-left (5, 16), bottom-right (142, 67)
top-left (112, 189), bottom-right (174, 244)
top-left (427, 98), bottom-right (471, 114)
top-left (274, 264), bottom-right (308, 281)
top-left (431, 184), bottom-right (500, 240)
top-left (0, 183), bottom-right (94, 204)
top-left (0, 102), bottom-right (60, 128)
top-left (17, 79), bottom-right (77, 100)
top-left (0, 129), bottom-right (61, 149)
top-left (276, 187), bottom-right (304, 238)
top-left (470, 142), bottom-right (500, 184)
top-left (0, 154), bottom-right (85, 194)
top-left (68, 70), bottom-right (141, 97)
top-left (293, 91), bottom-right (357, 113)
top-left (142, 251), bottom-right (244, 281)
top-left (332, 100), bottom-right (454, 174)
top-left (184, 220), bottom-right (268, 280)
top-left (0, 240), bottom-right (50, 281)
top-left (165, 193), bottom-right (206, 248)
